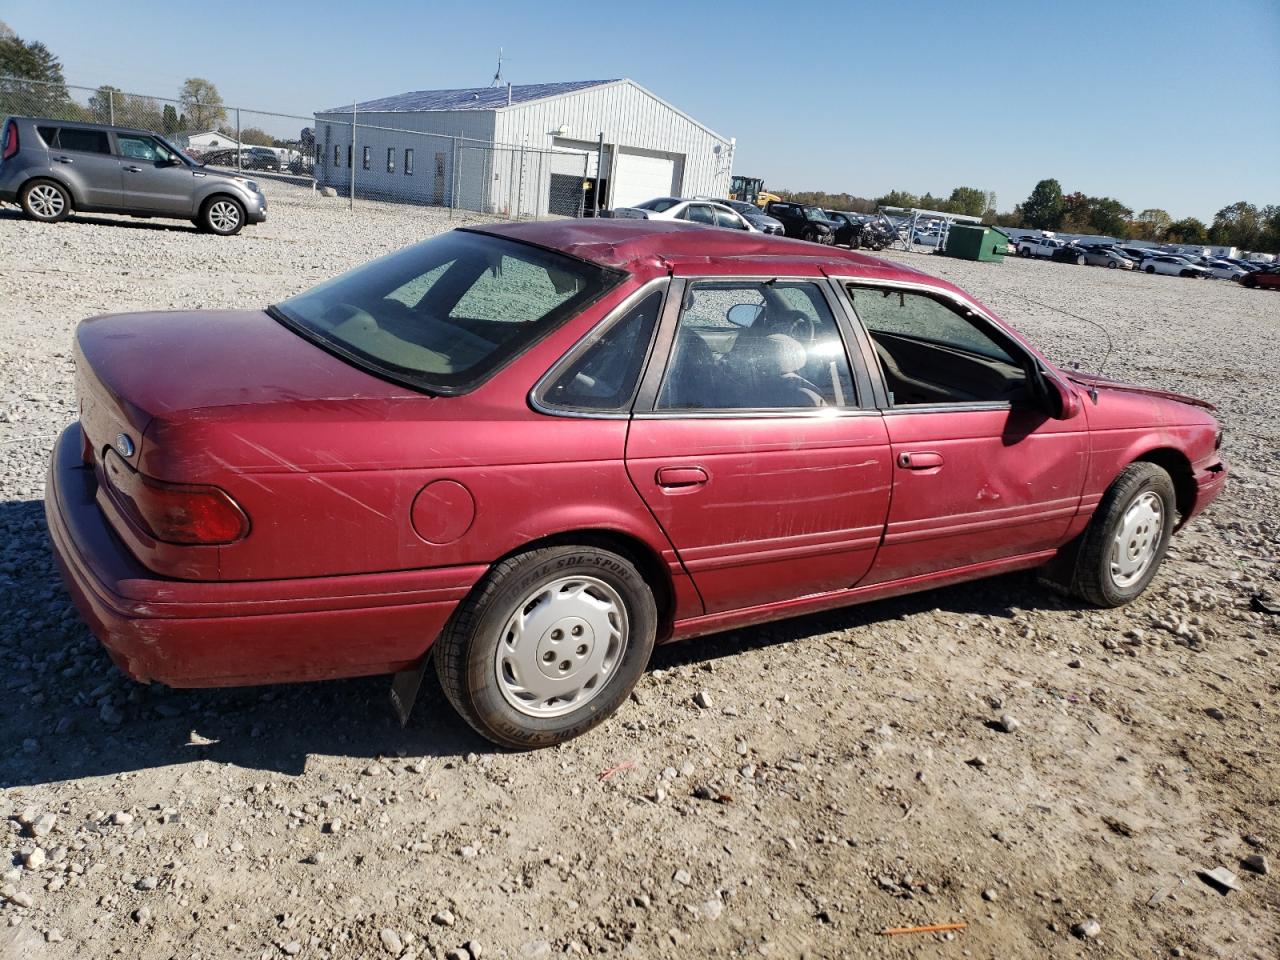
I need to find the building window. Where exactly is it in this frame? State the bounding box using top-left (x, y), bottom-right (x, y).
top-left (333, 144), bottom-right (340, 166)
top-left (347, 144), bottom-right (352, 168)
top-left (363, 146), bottom-right (370, 170)
top-left (404, 148), bottom-right (413, 175)
top-left (386, 147), bottom-right (395, 173)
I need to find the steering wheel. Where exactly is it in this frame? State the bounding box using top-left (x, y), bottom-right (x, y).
top-left (785, 310), bottom-right (817, 344)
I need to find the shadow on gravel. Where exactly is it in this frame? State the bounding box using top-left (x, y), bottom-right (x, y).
top-left (0, 207), bottom-right (198, 233)
top-left (1, 493), bottom-right (1087, 788)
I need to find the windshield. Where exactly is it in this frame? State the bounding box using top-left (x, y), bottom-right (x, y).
top-left (635, 198), bottom-right (679, 212)
top-left (802, 206), bottom-right (827, 222)
top-left (272, 231), bottom-right (621, 393)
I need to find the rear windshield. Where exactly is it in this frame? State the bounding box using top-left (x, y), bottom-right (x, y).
top-left (271, 231), bottom-right (621, 394)
top-left (635, 198), bottom-right (679, 212)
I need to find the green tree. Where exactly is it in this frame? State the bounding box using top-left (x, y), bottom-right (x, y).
top-left (1210, 201), bottom-right (1262, 250)
top-left (161, 103), bottom-right (180, 134)
top-left (1259, 205), bottom-right (1280, 254)
top-left (179, 77), bottom-right (226, 131)
top-left (1021, 178), bottom-right (1065, 230)
top-left (1059, 191), bottom-right (1092, 233)
top-left (1135, 208), bottom-right (1171, 241)
top-left (1165, 217), bottom-right (1208, 244)
top-left (239, 126), bottom-right (275, 146)
top-left (0, 23), bottom-right (73, 117)
top-left (876, 189), bottom-right (919, 210)
top-left (87, 84), bottom-right (122, 122)
top-left (1088, 197), bottom-right (1133, 238)
top-left (947, 186), bottom-right (988, 217)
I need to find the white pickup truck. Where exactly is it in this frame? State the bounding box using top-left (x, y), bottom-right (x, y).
top-left (1016, 236), bottom-right (1065, 258)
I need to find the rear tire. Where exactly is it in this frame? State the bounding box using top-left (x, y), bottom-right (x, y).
top-left (434, 545), bottom-right (657, 749)
top-left (198, 195), bottom-right (246, 236)
top-left (20, 179), bottom-right (71, 222)
top-left (1064, 463), bottom-right (1176, 607)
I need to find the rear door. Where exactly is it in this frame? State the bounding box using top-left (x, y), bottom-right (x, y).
top-left (47, 127), bottom-right (121, 209)
top-left (113, 133), bottom-right (194, 214)
top-left (624, 276), bottom-right (892, 615)
top-left (838, 280), bottom-right (1088, 583)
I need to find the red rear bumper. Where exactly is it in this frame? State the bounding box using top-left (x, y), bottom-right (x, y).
top-left (45, 424), bottom-right (484, 687)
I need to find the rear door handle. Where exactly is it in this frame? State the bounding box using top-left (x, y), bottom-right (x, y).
top-left (54, 155), bottom-right (73, 164)
top-left (123, 165), bottom-right (143, 173)
top-left (656, 466), bottom-right (709, 488)
top-left (898, 451), bottom-right (944, 470)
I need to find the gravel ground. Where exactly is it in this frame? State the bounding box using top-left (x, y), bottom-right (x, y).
top-left (1, 184), bottom-right (1277, 959)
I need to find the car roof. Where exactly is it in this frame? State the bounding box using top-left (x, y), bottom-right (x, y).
top-left (18, 115), bottom-right (161, 138)
top-left (468, 219), bottom-right (933, 283)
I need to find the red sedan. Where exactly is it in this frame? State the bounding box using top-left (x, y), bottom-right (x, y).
top-left (1241, 265), bottom-right (1280, 289)
top-left (46, 220), bottom-right (1227, 748)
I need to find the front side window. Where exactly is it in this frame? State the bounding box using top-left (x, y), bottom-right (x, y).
top-left (713, 207), bottom-right (745, 230)
top-left (540, 290), bottom-right (663, 411)
top-left (272, 231), bottom-right (621, 394)
top-left (846, 285), bottom-right (1027, 407)
top-left (57, 128), bottom-right (110, 154)
top-left (116, 135), bottom-right (174, 161)
top-left (656, 281), bottom-right (854, 411)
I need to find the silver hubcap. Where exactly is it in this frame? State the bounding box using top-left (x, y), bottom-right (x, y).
top-left (209, 201), bottom-right (240, 231)
top-left (28, 184), bottom-right (64, 218)
top-left (495, 575), bottom-right (628, 718)
top-left (1109, 491), bottom-right (1164, 588)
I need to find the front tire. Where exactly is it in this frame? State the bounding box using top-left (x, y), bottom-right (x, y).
top-left (1107, 260), bottom-right (1118, 269)
top-left (199, 195), bottom-right (246, 236)
top-left (1145, 265), bottom-right (1156, 274)
top-left (1065, 463), bottom-right (1176, 607)
top-left (434, 544), bottom-right (657, 749)
top-left (20, 179), bottom-right (71, 222)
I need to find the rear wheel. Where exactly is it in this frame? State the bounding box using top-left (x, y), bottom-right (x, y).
top-left (1064, 463), bottom-right (1176, 607)
top-left (20, 179), bottom-right (71, 222)
top-left (198, 195), bottom-right (245, 236)
top-left (434, 544), bottom-right (657, 749)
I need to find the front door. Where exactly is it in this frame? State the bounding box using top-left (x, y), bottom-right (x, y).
top-left (625, 277), bottom-right (892, 614)
top-left (113, 133), bottom-right (194, 214)
top-left (838, 281), bottom-right (1088, 584)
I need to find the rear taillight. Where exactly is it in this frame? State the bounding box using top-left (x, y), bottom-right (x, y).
top-left (1, 121), bottom-right (17, 161)
top-left (101, 448), bottom-right (249, 545)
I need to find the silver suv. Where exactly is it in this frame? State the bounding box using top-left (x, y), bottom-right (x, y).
top-left (0, 116), bottom-right (267, 235)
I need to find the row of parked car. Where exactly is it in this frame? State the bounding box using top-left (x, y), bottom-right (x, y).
top-left (1015, 234), bottom-right (1275, 284)
top-left (612, 197), bottom-right (898, 250)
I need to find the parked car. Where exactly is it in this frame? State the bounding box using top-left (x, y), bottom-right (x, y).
top-left (1051, 244), bottom-right (1089, 265)
top-left (0, 116), bottom-right (266, 235)
top-left (1140, 255), bottom-right (1211, 278)
top-left (611, 197), bottom-right (758, 232)
top-left (1240, 264), bottom-right (1280, 289)
top-left (762, 201), bottom-right (836, 243)
top-left (704, 197), bottom-right (784, 235)
top-left (46, 219), bottom-right (1227, 748)
top-left (1016, 236), bottom-right (1065, 258)
top-left (1199, 259), bottom-right (1247, 281)
top-left (824, 211), bottom-right (868, 247)
top-left (1079, 244), bottom-right (1135, 269)
top-left (242, 147), bottom-right (282, 172)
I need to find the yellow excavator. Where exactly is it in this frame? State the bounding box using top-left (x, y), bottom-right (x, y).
top-left (729, 175), bottom-right (781, 208)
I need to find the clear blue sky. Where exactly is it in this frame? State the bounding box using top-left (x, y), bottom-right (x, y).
top-left (5, 0), bottom-right (1277, 221)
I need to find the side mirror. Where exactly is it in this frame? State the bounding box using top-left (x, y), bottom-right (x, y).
top-left (727, 303), bottom-right (763, 327)
top-left (1042, 371), bottom-right (1081, 420)
top-left (162, 156), bottom-right (182, 166)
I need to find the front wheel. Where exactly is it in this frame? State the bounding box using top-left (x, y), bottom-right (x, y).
top-left (1107, 260), bottom-right (1118, 269)
top-left (1145, 265), bottom-right (1156, 274)
top-left (1075, 255), bottom-right (1086, 266)
top-left (198, 195), bottom-right (246, 236)
top-left (1065, 463), bottom-right (1176, 607)
top-left (434, 544), bottom-right (658, 749)
top-left (20, 179), bottom-right (71, 222)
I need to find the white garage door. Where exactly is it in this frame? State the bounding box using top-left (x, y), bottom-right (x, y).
top-left (612, 150), bottom-right (678, 208)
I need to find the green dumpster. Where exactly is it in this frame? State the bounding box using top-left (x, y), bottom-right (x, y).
top-left (943, 225), bottom-right (1009, 262)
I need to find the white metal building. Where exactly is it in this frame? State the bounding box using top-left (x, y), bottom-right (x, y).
top-left (313, 79), bottom-right (733, 216)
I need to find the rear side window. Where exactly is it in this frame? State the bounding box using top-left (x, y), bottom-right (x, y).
top-left (37, 125), bottom-right (58, 145)
top-left (56, 128), bottom-right (110, 154)
top-left (540, 290), bottom-right (663, 412)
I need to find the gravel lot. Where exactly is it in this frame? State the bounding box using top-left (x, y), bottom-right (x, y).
top-left (1, 184), bottom-right (1277, 959)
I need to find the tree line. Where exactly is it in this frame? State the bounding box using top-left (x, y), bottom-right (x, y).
top-left (1, 21), bottom-right (284, 147)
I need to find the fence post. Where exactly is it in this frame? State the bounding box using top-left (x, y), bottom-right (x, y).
top-left (349, 101), bottom-right (357, 212)
top-left (449, 137), bottom-right (459, 219)
top-left (593, 132), bottom-right (604, 216)
top-left (235, 108), bottom-right (241, 171)
top-left (108, 89), bottom-right (115, 126)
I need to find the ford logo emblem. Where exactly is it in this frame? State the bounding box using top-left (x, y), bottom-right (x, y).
top-left (115, 433), bottom-right (135, 457)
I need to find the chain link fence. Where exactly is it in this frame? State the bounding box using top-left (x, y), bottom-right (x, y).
top-left (2, 76), bottom-right (603, 220)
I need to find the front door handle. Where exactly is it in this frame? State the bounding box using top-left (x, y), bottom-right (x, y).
top-left (656, 466), bottom-right (709, 488)
top-left (123, 165), bottom-right (143, 173)
top-left (54, 155), bottom-right (73, 163)
top-left (898, 451), bottom-right (944, 470)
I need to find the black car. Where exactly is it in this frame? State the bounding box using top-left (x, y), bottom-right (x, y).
top-left (242, 147), bottom-right (282, 172)
top-left (824, 211), bottom-right (868, 248)
top-left (1051, 244), bottom-right (1088, 265)
top-left (762, 201), bottom-right (836, 244)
